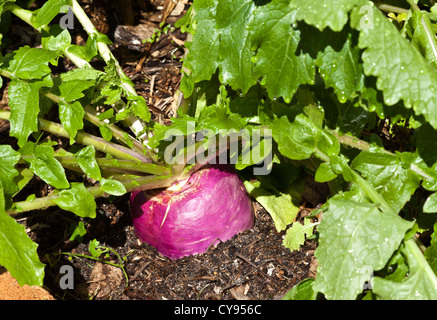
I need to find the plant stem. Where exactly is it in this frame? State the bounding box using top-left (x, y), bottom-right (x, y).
top-left (329, 130), bottom-right (435, 181)
top-left (70, 0), bottom-right (148, 139)
top-left (0, 67), bottom-right (148, 159)
top-left (375, 2), bottom-right (409, 14)
top-left (61, 251), bottom-right (129, 285)
top-left (8, 2), bottom-right (147, 138)
top-left (0, 110), bottom-right (148, 162)
top-left (40, 117), bottom-right (147, 161)
top-left (8, 4), bottom-right (91, 69)
top-left (350, 170), bottom-right (396, 215)
top-left (7, 174), bottom-right (177, 216)
top-left (83, 105), bottom-right (145, 154)
top-left (52, 156), bottom-right (170, 176)
top-left (405, 238), bottom-right (437, 290)
top-left (406, 0), bottom-right (437, 65)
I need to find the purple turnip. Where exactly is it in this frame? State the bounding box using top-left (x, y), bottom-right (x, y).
top-left (130, 164), bottom-right (254, 259)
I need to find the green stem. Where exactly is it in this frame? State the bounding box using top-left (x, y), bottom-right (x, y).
top-left (0, 68), bottom-right (147, 159)
top-left (406, 0), bottom-right (437, 64)
top-left (329, 130), bottom-right (435, 181)
top-left (350, 170), bottom-right (396, 215)
top-left (405, 238), bottom-right (437, 290)
top-left (61, 251), bottom-right (129, 285)
top-left (7, 174), bottom-right (177, 216)
top-left (8, 4), bottom-right (91, 69)
top-left (375, 2), bottom-right (409, 14)
top-left (0, 110), bottom-right (147, 162)
top-left (83, 105), bottom-right (145, 155)
top-left (8, 2), bottom-right (146, 138)
top-left (39, 118), bottom-right (148, 162)
top-left (52, 156), bottom-right (170, 176)
top-left (8, 3), bottom-right (48, 32)
top-left (70, 0), bottom-right (147, 139)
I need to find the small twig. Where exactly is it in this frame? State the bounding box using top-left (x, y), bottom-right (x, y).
top-left (234, 252), bottom-right (270, 279)
top-left (129, 262), bottom-right (151, 283)
top-left (375, 2), bottom-right (409, 14)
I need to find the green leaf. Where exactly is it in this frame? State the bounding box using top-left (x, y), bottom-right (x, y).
top-left (0, 145), bottom-right (21, 196)
top-left (8, 79), bottom-right (41, 147)
top-left (282, 219), bottom-right (315, 252)
top-left (184, 0), bottom-right (316, 101)
top-left (33, 0), bottom-right (71, 28)
top-left (409, 10), bottom-right (437, 69)
top-left (423, 192), bottom-right (437, 213)
top-left (416, 123), bottom-right (437, 166)
top-left (351, 151), bottom-right (421, 213)
top-left (69, 220), bottom-right (87, 242)
top-left (41, 24), bottom-right (72, 52)
top-left (20, 142), bottom-right (70, 189)
top-left (315, 162), bottom-right (338, 182)
top-left (130, 95), bottom-right (151, 122)
top-left (315, 31), bottom-right (364, 103)
top-left (0, 189), bottom-right (45, 286)
top-left (59, 101), bottom-right (84, 143)
top-left (313, 199), bottom-right (414, 300)
top-left (88, 238), bottom-right (103, 258)
top-left (271, 114), bottom-right (339, 161)
top-left (7, 46), bottom-right (59, 79)
top-left (250, 0), bottom-right (315, 102)
top-left (215, 0), bottom-right (256, 92)
top-left (99, 123), bottom-right (112, 142)
top-left (244, 180), bottom-right (300, 232)
top-left (351, 5), bottom-right (437, 128)
top-left (74, 145), bottom-right (101, 181)
top-left (197, 105), bottom-right (247, 133)
top-left (100, 178), bottom-right (127, 196)
top-left (60, 68), bottom-right (104, 82)
top-left (52, 182), bottom-right (96, 218)
top-left (289, 0), bottom-right (366, 31)
top-left (183, 0), bottom-right (220, 84)
top-left (66, 35), bottom-right (98, 62)
top-left (59, 79), bottom-right (95, 102)
top-left (282, 278), bottom-right (317, 300)
top-left (424, 223), bottom-right (437, 273)
top-left (373, 239), bottom-right (437, 299)
top-left (14, 168), bottom-right (34, 197)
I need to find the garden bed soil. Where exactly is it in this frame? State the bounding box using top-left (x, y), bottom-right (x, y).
top-left (0, 0), bottom-right (322, 300)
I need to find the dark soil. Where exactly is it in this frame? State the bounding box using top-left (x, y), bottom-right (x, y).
top-left (0, 0), bottom-right (323, 300)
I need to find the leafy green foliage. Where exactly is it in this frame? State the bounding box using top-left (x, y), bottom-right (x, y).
top-left (373, 239), bottom-right (437, 299)
top-left (0, 0), bottom-right (158, 286)
top-left (20, 141), bottom-right (70, 189)
top-left (282, 219), bottom-right (315, 252)
top-left (178, 0), bottom-right (437, 300)
top-left (32, 0), bottom-right (71, 28)
top-left (350, 4), bottom-right (437, 128)
top-left (0, 145), bottom-right (21, 196)
top-left (313, 199), bottom-right (413, 300)
top-left (0, 190), bottom-right (45, 286)
top-left (290, 0), bottom-right (367, 32)
top-left (52, 182), bottom-right (96, 218)
top-left (1, 0), bottom-right (437, 300)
